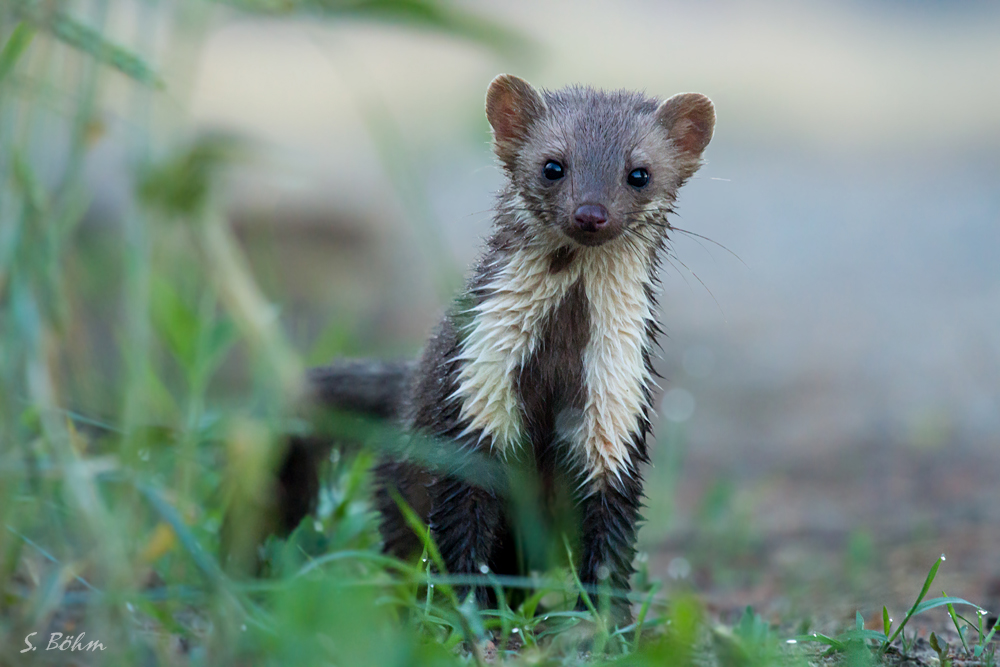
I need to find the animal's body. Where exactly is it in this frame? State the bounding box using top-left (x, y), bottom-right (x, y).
top-left (279, 75), bottom-right (715, 624)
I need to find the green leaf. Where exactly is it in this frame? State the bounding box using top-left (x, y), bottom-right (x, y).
top-left (836, 629), bottom-right (889, 643)
top-left (944, 592), bottom-right (971, 653)
top-left (134, 480), bottom-right (229, 591)
top-left (917, 556), bottom-right (944, 602)
top-left (883, 605), bottom-right (892, 636)
top-left (11, 150), bottom-right (48, 214)
top-left (563, 534), bottom-right (598, 619)
top-left (884, 554), bottom-right (947, 650)
top-left (712, 625), bottom-right (752, 667)
top-left (913, 596), bottom-right (981, 616)
top-left (794, 633), bottom-right (846, 650)
top-left (632, 580), bottom-right (661, 651)
top-left (391, 487), bottom-right (447, 580)
top-left (980, 611), bottom-right (999, 646)
top-left (201, 318), bottom-right (239, 382)
top-left (19, 6), bottom-right (162, 86)
top-left (0, 22), bottom-right (35, 83)
top-left (221, 0), bottom-right (533, 59)
top-left (139, 134), bottom-right (241, 217)
top-left (151, 276), bottom-right (200, 373)
top-left (517, 588), bottom-right (547, 621)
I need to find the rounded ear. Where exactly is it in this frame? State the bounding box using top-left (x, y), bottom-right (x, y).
top-left (656, 93), bottom-right (715, 161)
top-left (485, 74), bottom-right (546, 167)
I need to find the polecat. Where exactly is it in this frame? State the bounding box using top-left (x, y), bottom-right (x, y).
top-left (277, 75), bottom-right (715, 624)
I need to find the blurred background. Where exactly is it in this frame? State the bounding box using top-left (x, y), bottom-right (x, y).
top-left (175, 0), bottom-right (1000, 620)
top-left (4, 0), bottom-right (999, 644)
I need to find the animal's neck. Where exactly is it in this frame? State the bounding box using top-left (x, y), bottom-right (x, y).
top-left (453, 225), bottom-right (661, 482)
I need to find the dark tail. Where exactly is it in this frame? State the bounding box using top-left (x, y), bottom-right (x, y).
top-left (277, 359), bottom-right (413, 532)
top-left (304, 359), bottom-right (413, 421)
top-left (222, 359), bottom-right (415, 572)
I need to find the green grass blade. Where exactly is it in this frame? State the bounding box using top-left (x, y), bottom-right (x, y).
top-left (795, 632), bottom-right (846, 651)
top-left (944, 593), bottom-right (970, 653)
top-left (913, 596), bottom-right (981, 616)
top-left (222, 0), bottom-right (533, 59)
top-left (388, 488), bottom-right (485, 667)
top-left (389, 487), bottom-right (448, 584)
top-left (883, 554), bottom-right (945, 650)
top-left (956, 612), bottom-right (978, 627)
top-left (632, 581), bottom-right (662, 651)
top-left (915, 555), bottom-right (945, 606)
top-left (836, 629), bottom-right (890, 643)
top-left (978, 617), bottom-right (999, 647)
top-left (18, 6), bottom-right (162, 87)
top-left (518, 587), bottom-right (548, 621)
top-left (295, 549), bottom-right (416, 577)
top-left (562, 535), bottom-right (598, 618)
top-left (134, 480), bottom-right (228, 591)
top-left (0, 22), bottom-right (35, 83)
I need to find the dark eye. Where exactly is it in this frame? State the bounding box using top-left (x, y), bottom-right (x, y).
top-left (542, 161), bottom-right (564, 181)
top-left (627, 168), bottom-right (649, 188)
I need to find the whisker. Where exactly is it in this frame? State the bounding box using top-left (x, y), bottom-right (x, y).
top-left (619, 234), bottom-right (640, 264)
top-left (632, 211), bottom-right (745, 269)
top-left (661, 255), bottom-right (693, 292)
top-left (664, 252), bottom-right (727, 320)
top-left (624, 234), bottom-right (647, 266)
top-left (670, 226), bottom-right (747, 267)
top-left (624, 222), bottom-right (659, 247)
top-left (624, 226), bottom-right (658, 248)
top-left (500, 208), bottom-right (554, 215)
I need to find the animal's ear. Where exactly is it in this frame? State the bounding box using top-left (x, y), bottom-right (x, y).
top-left (656, 93), bottom-right (715, 178)
top-left (486, 74), bottom-right (546, 167)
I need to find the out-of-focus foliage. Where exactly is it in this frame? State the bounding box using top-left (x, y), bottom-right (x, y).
top-left (139, 136), bottom-right (243, 219)
top-left (221, 0), bottom-right (532, 57)
top-left (1, 0), bottom-right (991, 664)
top-left (0, 2), bottom-right (689, 665)
top-left (6, 2), bottom-right (161, 85)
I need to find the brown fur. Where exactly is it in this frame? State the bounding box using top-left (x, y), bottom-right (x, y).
top-left (268, 76), bottom-right (716, 625)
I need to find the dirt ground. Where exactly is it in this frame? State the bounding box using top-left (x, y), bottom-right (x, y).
top-left (653, 437), bottom-right (1000, 638)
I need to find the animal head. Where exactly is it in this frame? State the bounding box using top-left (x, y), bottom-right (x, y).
top-left (486, 74), bottom-right (715, 248)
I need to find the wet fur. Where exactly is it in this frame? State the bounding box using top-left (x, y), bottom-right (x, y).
top-left (277, 78), bottom-right (714, 624)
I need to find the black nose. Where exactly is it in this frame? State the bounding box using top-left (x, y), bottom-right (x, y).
top-left (574, 204), bottom-right (609, 232)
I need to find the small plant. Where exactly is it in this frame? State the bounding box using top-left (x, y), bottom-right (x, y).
top-left (945, 592), bottom-right (999, 663)
top-left (930, 632), bottom-right (952, 667)
top-left (712, 607), bottom-right (785, 667)
top-left (796, 554), bottom-right (984, 659)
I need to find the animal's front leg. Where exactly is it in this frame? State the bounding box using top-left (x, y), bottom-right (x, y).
top-left (577, 470), bottom-right (643, 626)
top-left (428, 474), bottom-right (505, 607)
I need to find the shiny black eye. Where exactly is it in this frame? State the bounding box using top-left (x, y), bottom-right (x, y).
top-left (542, 161), bottom-right (564, 181)
top-left (627, 168), bottom-right (650, 188)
